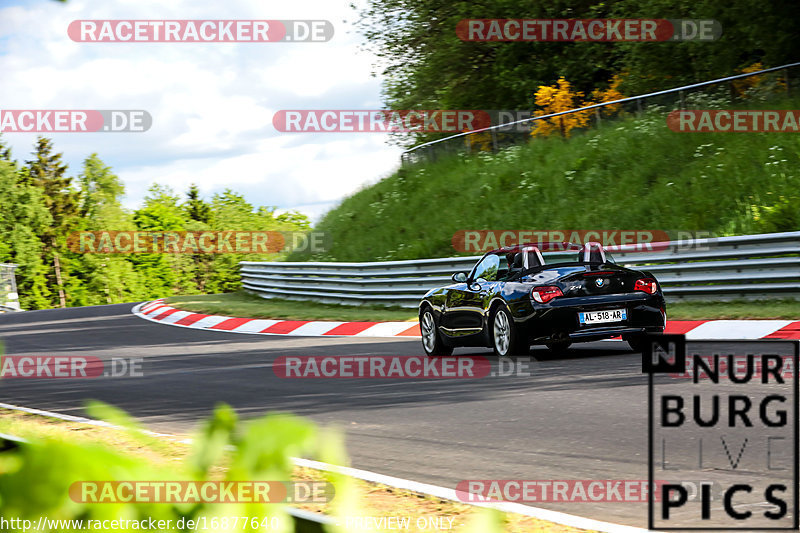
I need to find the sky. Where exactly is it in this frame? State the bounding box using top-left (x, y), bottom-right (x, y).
top-left (0, 0), bottom-right (404, 222)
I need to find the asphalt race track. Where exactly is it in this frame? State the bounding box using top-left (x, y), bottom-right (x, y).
top-left (0, 302), bottom-right (755, 529)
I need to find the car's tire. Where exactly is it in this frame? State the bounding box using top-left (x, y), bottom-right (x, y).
top-left (420, 308), bottom-right (453, 357)
top-left (491, 306), bottom-right (529, 357)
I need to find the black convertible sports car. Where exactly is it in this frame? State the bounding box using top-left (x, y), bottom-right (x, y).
top-left (419, 242), bottom-right (666, 356)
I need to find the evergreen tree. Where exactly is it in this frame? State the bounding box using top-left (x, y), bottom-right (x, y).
top-left (185, 184), bottom-right (212, 224)
top-left (0, 135), bottom-right (13, 162)
top-left (26, 137), bottom-right (78, 307)
top-left (0, 160), bottom-right (52, 309)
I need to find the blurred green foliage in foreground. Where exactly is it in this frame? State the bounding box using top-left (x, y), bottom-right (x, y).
top-left (0, 402), bottom-right (504, 533)
top-left (0, 403), bottom-right (315, 532)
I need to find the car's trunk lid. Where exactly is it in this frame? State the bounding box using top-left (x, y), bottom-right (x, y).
top-left (524, 265), bottom-right (644, 298)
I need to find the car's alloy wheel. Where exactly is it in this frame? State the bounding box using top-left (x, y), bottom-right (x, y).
top-left (421, 311), bottom-right (437, 352)
top-left (493, 310), bottom-right (511, 356)
top-left (492, 307), bottom-right (528, 356)
top-left (420, 309), bottom-right (453, 356)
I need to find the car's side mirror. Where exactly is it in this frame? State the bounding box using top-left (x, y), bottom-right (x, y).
top-left (452, 272), bottom-right (467, 283)
top-left (469, 277), bottom-right (486, 291)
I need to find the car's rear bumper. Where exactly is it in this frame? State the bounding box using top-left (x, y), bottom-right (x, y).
top-left (516, 293), bottom-right (665, 344)
top-left (568, 326), bottom-right (652, 341)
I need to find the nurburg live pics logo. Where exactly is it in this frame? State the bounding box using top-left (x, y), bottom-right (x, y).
top-left (644, 335), bottom-right (800, 530)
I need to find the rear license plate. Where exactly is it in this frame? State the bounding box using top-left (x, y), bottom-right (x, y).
top-left (579, 309), bottom-right (627, 325)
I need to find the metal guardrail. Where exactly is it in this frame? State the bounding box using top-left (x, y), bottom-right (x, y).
top-left (401, 61), bottom-right (800, 165)
top-left (240, 231), bottom-right (800, 307)
top-left (0, 263), bottom-right (21, 312)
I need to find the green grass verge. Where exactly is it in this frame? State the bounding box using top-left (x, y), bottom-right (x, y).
top-left (303, 95), bottom-right (800, 263)
top-left (165, 292), bottom-right (798, 321)
top-left (165, 291), bottom-right (418, 322)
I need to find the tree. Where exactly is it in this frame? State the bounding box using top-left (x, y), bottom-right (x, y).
top-left (131, 184), bottom-right (196, 297)
top-left (355, 0), bottom-right (800, 146)
top-left (531, 74), bottom-right (625, 137)
top-left (134, 184), bottom-right (186, 231)
top-left (274, 210), bottom-right (311, 229)
top-left (0, 135), bottom-right (13, 162)
top-left (184, 184), bottom-right (212, 224)
top-left (0, 160), bottom-right (52, 309)
top-left (531, 77), bottom-right (591, 138)
top-left (355, 0), bottom-right (622, 146)
top-left (68, 154), bottom-right (144, 306)
top-left (2, 138), bottom-right (314, 307)
top-left (78, 154), bottom-right (126, 221)
top-left (609, 0), bottom-right (800, 94)
top-left (26, 137), bottom-right (78, 307)
top-left (181, 184), bottom-right (214, 292)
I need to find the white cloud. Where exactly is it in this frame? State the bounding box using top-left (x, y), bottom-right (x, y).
top-left (0, 0), bottom-right (404, 222)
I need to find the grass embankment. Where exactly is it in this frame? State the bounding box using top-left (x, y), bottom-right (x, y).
top-left (0, 409), bottom-right (592, 532)
top-left (165, 292), bottom-right (800, 320)
top-left (305, 98), bottom-right (800, 263)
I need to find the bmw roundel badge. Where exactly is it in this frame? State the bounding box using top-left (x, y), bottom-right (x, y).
top-left (595, 278), bottom-right (605, 287)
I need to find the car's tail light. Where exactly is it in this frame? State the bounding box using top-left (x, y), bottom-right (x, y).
top-left (634, 278), bottom-right (658, 294)
top-left (531, 286), bottom-right (563, 303)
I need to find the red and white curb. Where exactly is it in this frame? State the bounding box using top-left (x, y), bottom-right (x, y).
top-left (133, 299), bottom-right (421, 337)
top-left (134, 299), bottom-right (800, 340)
